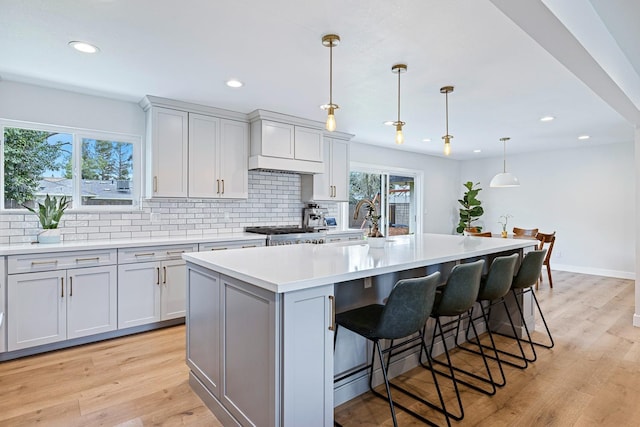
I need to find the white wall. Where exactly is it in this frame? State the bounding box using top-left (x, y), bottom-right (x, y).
top-left (461, 142), bottom-right (635, 279)
top-left (349, 142), bottom-right (461, 234)
top-left (0, 80), bottom-right (144, 136)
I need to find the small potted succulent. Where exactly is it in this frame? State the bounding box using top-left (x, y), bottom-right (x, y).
top-left (353, 198), bottom-right (385, 248)
top-left (24, 194), bottom-right (70, 243)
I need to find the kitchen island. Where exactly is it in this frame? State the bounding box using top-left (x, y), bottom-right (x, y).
top-left (183, 233), bottom-right (536, 427)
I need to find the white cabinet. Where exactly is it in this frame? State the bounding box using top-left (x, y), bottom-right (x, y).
top-left (0, 258), bottom-right (4, 353)
top-left (189, 113), bottom-right (249, 199)
top-left (141, 96), bottom-right (249, 199)
top-left (117, 244), bottom-right (197, 328)
top-left (301, 137), bottom-right (351, 202)
top-left (147, 106), bottom-right (189, 197)
top-left (325, 230), bottom-right (364, 244)
top-left (7, 250), bottom-right (117, 351)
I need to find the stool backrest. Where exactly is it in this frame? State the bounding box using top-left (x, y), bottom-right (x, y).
top-left (376, 271), bottom-right (441, 339)
top-left (433, 259), bottom-right (484, 317)
top-left (513, 227), bottom-right (539, 237)
top-left (478, 253), bottom-right (519, 300)
top-left (511, 249), bottom-right (547, 289)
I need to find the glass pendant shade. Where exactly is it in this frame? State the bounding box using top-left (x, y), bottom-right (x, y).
top-left (395, 124), bottom-right (404, 145)
top-left (326, 106), bottom-right (336, 132)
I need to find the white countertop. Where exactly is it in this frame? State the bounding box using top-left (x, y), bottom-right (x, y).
top-left (0, 232), bottom-right (266, 256)
top-left (183, 233), bottom-right (536, 293)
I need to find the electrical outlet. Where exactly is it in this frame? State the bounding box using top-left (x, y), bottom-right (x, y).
top-left (364, 277), bottom-right (372, 288)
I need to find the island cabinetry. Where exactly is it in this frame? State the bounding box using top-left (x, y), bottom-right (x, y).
top-left (302, 136), bottom-right (351, 202)
top-left (7, 250), bottom-right (117, 351)
top-left (325, 230), bottom-right (364, 244)
top-left (0, 258), bottom-right (5, 353)
top-left (186, 262), bottom-right (334, 427)
top-left (140, 95), bottom-right (249, 199)
top-left (118, 244), bottom-right (197, 328)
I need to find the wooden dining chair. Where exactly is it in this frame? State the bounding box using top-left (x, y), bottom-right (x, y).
top-left (468, 231), bottom-right (492, 237)
top-left (536, 231), bottom-right (556, 289)
top-left (512, 227), bottom-right (539, 237)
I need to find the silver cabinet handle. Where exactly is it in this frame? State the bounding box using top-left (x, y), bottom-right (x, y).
top-left (153, 176), bottom-right (158, 192)
top-left (61, 277), bottom-right (64, 298)
top-left (31, 260), bottom-right (58, 266)
top-left (221, 179), bottom-right (225, 194)
top-left (76, 257), bottom-right (100, 262)
top-left (156, 267), bottom-right (160, 285)
top-left (134, 252), bottom-right (155, 257)
top-left (328, 295), bottom-right (336, 331)
top-left (217, 179), bottom-right (220, 194)
top-left (69, 276), bottom-right (73, 297)
top-left (210, 247), bottom-right (227, 251)
top-left (163, 266), bottom-right (167, 284)
top-left (166, 250), bottom-right (185, 255)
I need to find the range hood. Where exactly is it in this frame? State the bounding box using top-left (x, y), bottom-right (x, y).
top-left (248, 155), bottom-right (324, 174)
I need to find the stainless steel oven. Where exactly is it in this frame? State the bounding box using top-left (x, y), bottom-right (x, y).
top-left (245, 226), bottom-right (326, 246)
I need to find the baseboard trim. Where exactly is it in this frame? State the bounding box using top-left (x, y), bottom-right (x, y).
top-left (552, 264), bottom-right (635, 280)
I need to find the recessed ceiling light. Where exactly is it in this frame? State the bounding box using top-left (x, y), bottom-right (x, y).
top-left (383, 121), bottom-right (394, 126)
top-left (68, 41), bottom-right (100, 54)
top-left (473, 149), bottom-right (482, 153)
top-left (540, 116), bottom-right (555, 122)
top-left (578, 135), bottom-right (590, 140)
top-left (422, 138), bottom-right (431, 142)
top-left (226, 79), bottom-right (243, 88)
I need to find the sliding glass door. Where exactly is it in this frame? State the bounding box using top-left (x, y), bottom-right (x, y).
top-left (348, 168), bottom-right (418, 237)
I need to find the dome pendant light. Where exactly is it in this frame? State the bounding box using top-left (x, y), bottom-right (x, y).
top-left (490, 137), bottom-right (520, 187)
top-left (392, 64), bottom-right (407, 145)
top-left (321, 34), bottom-right (340, 132)
top-left (440, 85), bottom-right (454, 156)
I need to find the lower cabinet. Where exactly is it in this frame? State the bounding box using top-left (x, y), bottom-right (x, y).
top-left (117, 244), bottom-right (198, 328)
top-left (186, 263), bottom-right (334, 427)
top-left (7, 265), bottom-right (117, 351)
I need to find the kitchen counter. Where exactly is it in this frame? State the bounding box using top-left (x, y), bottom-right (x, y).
top-left (183, 233), bottom-right (534, 293)
top-left (0, 232), bottom-right (265, 255)
top-left (183, 233), bottom-right (537, 426)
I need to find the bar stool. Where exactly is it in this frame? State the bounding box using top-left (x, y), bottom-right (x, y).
top-left (458, 253), bottom-right (521, 380)
top-left (334, 272), bottom-right (449, 427)
top-left (492, 249), bottom-right (554, 366)
top-left (415, 260), bottom-right (485, 421)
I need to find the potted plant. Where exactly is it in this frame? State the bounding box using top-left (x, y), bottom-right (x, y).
top-left (24, 194), bottom-right (70, 243)
top-left (498, 214), bottom-right (513, 238)
top-left (353, 198), bottom-right (385, 247)
top-left (456, 181), bottom-right (484, 234)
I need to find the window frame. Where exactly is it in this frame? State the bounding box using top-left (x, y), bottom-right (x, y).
top-left (1, 119), bottom-right (142, 212)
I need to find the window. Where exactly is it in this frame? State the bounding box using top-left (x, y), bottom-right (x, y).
top-left (348, 165), bottom-right (421, 236)
top-left (2, 121), bottom-right (140, 210)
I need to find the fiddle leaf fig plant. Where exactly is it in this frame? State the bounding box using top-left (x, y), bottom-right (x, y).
top-left (456, 181), bottom-right (484, 234)
top-left (23, 194), bottom-right (70, 229)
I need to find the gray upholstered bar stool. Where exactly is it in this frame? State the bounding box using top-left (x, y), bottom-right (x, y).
top-left (417, 260), bottom-right (485, 421)
top-left (458, 253), bottom-right (520, 383)
top-left (334, 272), bottom-right (450, 427)
top-left (492, 249), bottom-right (554, 367)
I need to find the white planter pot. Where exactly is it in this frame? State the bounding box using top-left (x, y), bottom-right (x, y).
top-left (38, 229), bottom-right (61, 244)
top-left (367, 236), bottom-right (386, 248)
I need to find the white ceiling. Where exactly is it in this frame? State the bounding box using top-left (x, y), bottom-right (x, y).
top-left (0, 0), bottom-right (637, 159)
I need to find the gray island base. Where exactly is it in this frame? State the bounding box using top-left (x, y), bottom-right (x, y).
top-left (182, 233), bottom-right (536, 426)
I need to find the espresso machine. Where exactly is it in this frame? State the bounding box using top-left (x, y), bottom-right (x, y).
top-left (302, 203), bottom-right (328, 230)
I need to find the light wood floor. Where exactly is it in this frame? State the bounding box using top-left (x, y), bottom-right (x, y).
top-left (1, 271), bottom-right (639, 426)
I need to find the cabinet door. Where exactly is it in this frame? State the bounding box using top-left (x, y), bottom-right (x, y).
top-left (313, 139), bottom-right (332, 200)
top-left (67, 265), bottom-right (117, 339)
top-left (161, 259), bottom-right (187, 320)
top-left (189, 113), bottom-right (220, 198)
top-left (282, 284), bottom-right (334, 426)
top-left (261, 120), bottom-right (294, 158)
top-left (151, 107), bottom-right (188, 197)
top-left (330, 139), bottom-right (349, 201)
top-left (118, 261), bottom-right (161, 328)
top-left (8, 271), bottom-right (66, 350)
top-left (219, 119), bottom-right (249, 199)
top-left (294, 126), bottom-right (323, 162)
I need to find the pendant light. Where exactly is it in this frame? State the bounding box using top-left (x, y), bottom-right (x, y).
top-left (440, 85), bottom-right (454, 156)
top-left (391, 64), bottom-right (407, 145)
top-left (490, 137), bottom-right (520, 187)
top-left (321, 34), bottom-right (340, 132)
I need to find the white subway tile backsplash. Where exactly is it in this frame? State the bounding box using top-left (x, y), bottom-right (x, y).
top-left (1, 171), bottom-right (314, 241)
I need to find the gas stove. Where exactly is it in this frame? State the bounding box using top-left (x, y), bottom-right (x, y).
top-left (245, 226), bottom-right (326, 246)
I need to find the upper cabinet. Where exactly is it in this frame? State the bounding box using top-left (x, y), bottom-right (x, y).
top-left (301, 135), bottom-right (352, 202)
top-left (140, 96), bottom-right (249, 199)
top-left (248, 110), bottom-right (327, 174)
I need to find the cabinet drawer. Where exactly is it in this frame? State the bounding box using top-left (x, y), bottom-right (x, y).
top-left (8, 249), bottom-right (117, 274)
top-left (199, 239), bottom-right (265, 252)
top-left (118, 244), bottom-right (198, 264)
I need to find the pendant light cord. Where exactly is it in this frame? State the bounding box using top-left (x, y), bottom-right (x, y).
top-left (329, 42), bottom-right (333, 105)
top-left (397, 70), bottom-right (401, 123)
top-left (445, 91), bottom-right (449, 135)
